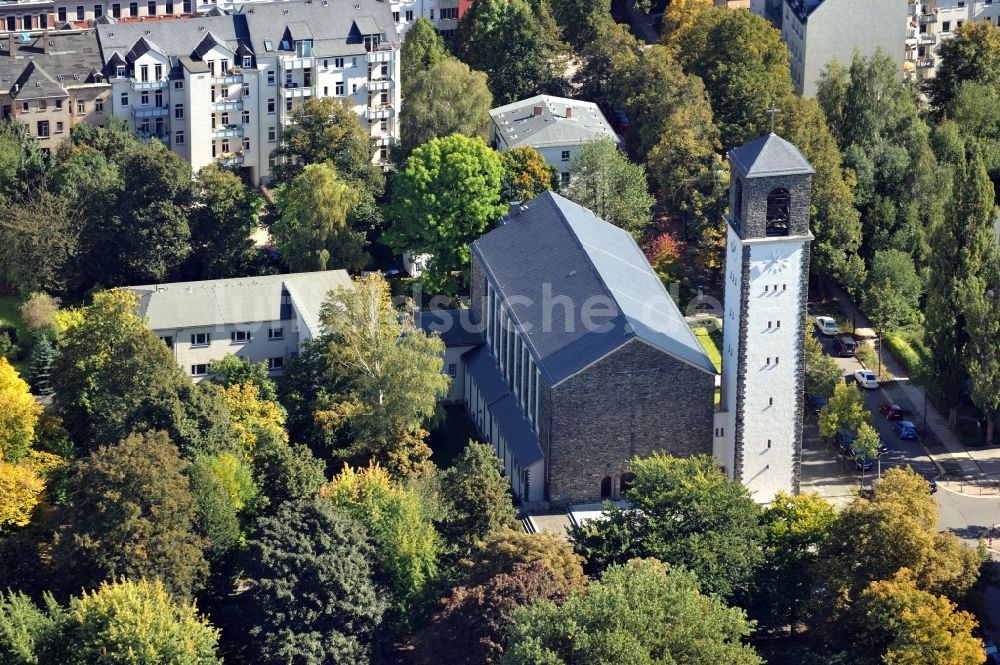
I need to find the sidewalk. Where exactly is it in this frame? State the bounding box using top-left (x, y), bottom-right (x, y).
top-left (827, 284), bottom-right (984, 481)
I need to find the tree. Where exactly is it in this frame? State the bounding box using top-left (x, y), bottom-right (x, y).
top-left (0, 358), bottom-right (42, 463)
top-left (0, 121), bottom-right (46, 207)
top-left (457, 0), bottom-right (565, 105)
top-left (852, 422), bottom-right (883, 485)
top-left (19, 293), bottom-right (60, 334)
top-left (400, 57), bottom-right (492, 157)
top-left (26, 335), bottom-right (55, 398)
top-left (0, 460), bottom-right (45, 533)
top-left (54, 430), bottom-right (208, 601)
top-left (221, 382), bottom-right (288, 456)
top-left (853, 570), bottom-right (983, 665)
top-left (668, 7), bottom-right (794, 148)
top-left (818, 380), bottom-right (869, 441)
top-left (320, 464), bottom-right (441, 623)
top-left (316, 274), bottom-right (449, 473)
top-left (386, 134), bottom-right (506, 295)
top-left (400, 17), bottom-right (447, 99)
top-left (0, 590), bottom-right (60, 665)
top-left (805, 330), bottom-right (843, 398)
top-left (415, 562), bottom-right (575, 665)
top-left (751, 492), bottom-right (836, 633)
top-left (862, 249), bottom-right (923, 372)
top-left (208, 354), bottom-right (278, 402)
top-left (0, 191), bottom-right (80, 295)
top-left (501, 145), bottom-right (555, 203)
top-left (574, 15), bottom-right (643, 105)
top-left (468, 529), bottom-right (587, 589)
top-left (441, 442), bottom-right (518, 550)
top-left (245, 498), bottom-right (386, 664)
top-left (188, 455), bottom-right (242, 562)
top-left (185, 164), bottom-right (262, 280)
top-left (562, 138), bottom-right (654, 238)
top-left (930, 21), bottom-right (1000, 115)
top-left (503, 558), bottom-right (763, 665)
top-left (250, 434), bottom-right (326, 509)
top-left (271, 163), bottom-right (367, 272)
top-left (964, 257), bottom-right (1000, 444)
top-left (570, 454), bottom-right (764, 598)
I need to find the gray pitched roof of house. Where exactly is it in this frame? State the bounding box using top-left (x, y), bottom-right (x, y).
top-left (472, 192), bottom-right (716, 386)
top-left (129, 270), bottom-right (353, 335)
top-left (0, 31), bottom-right (107, 97)
top-left (239, 0), bottom-right (397, 58)
top-left (463, 346), bottom-right (544, 467)
top-left (489, 94), bottom-right (618, 150)
top-left (97, 14), bottom-right (243, 66)
top-left (730, 133), bottom-right (815, 178)
top-left (416, 309), bottom-right (483, 348)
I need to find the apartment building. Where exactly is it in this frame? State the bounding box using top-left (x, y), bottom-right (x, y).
top-left (96, 0), bottom-right (399, 185)
top-left (0, 29), bottom-right (110, 153)
top-left (906, 0), bottom-right (1000, 80)
top-left (0, 0), bottom-right (193, 32)
top-left (489, 95), bottom-right (619, 188)
top-left (775, 0), bottom-right (907, 96)
top-left (128, 270), bottom-right (353, 381)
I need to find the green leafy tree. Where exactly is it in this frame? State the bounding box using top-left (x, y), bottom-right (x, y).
top-left (208, 354), bottom-right (278, 402)
top-left (399, 57), bottom-right (493, 157)
top-left (0, 191), bottom-right (80, 295)
top-left (852, 422), bottom-right (883, 486)
top-left (54, 430), bottom-right (208, 601)
top-left (0, 121), bottom-right (47, 207)
top-left (853, 570), bottom-right (984, 665)
top-left (805, 330), bottom-right (843, 398)
top-left (818, 380), bottom-right (869, 440)
top-left (574, 15), bottom-right (643, 105)
top-left (414, 562), bottom-right (576, 665)
top-left (441, 442), bottom-right (518, 550)
top-left (400, 17), bottom-right (447, 98)
top-left (501, 145), bottom-right (555, 202)
top-left (385, 134), bottom-right (505, 296)
top-left (457, 0), bottom-right (566, 104)
top-left (862, 249), bottom-right (923, 371)
top-left (185, 164), bottom-right (263, 279)
top-left (250, 432), bottom-right (326, 510)
top-left (188, 455), bottom-right (242, 562)
top-left (751, 492), bottom-right (836, 633)
top-left (503, 558), bottom-right (763, 665)
top-left (964, 253), bottom-right (1000, 445)
top-left (321, 464), bottom-right (441, 623)
top-left (271, 162), bottom-right (367, 272)
top-left (930, 21), bottom-right (1000, 114)
top-left (562, 138), bottom-right (654, 238)
top-left (468, 529), bottom-right (587, 589)
top-left (570, 454), bottom-right (764, 599)
top-left (244, 498), bottom-right (386, 665)
top-left (0, 590), bottom-right (60, 665)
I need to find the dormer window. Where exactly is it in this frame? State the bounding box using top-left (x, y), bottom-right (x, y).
top-left (242, 55), bottom-right (252, 68)
top-left (116, 65), bottom-right (126, 77)
top-left (766, 188), bottom-right (790, 237)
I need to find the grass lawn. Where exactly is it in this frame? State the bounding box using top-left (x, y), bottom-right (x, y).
top-left (427, 404), bottom-right (479, 469)
top-left (692, 326), bottom-right (722, 373)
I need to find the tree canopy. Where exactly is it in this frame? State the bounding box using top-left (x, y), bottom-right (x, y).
top-left (562, 138), bottom-right (654, 238)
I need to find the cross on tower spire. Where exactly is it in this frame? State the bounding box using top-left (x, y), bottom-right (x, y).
top-left (766, 106), bottom-right (781, 133)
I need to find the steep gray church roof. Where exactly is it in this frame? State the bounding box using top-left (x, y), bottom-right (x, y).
top-left (730, 133), bottom-right (815, 178)
top-left (471, 192), bottom-right (716, 385)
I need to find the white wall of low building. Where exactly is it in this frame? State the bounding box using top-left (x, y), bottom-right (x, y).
top-left (154, 318), bottom-right (300, 380)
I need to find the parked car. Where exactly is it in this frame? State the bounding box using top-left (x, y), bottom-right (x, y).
top-left (893, 420), bottom-right (919, 440)
top-left (854, 369), bottom-right (879, 389)
top-left (879, 402), bottom-right (904, 420)
top-left (808, 394), bottom-right (828, 415)
top-left (815, 316), bottom-right (839, 336)
top-left (835, 335), bottom-right (856, 357)
top-left (854, 454), bottom-right (874, 471)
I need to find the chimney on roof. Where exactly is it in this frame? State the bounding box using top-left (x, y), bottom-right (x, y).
top-left (565, 106), bottom-right (571, 119)
top-left (533, 104), bottom-right (542, 117)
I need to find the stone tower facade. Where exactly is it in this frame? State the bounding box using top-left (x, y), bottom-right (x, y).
top-left (714, 133), bottom-right (814, 503)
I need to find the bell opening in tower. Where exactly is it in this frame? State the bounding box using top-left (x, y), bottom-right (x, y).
top-left (765, 188), bottom-right (791, 236)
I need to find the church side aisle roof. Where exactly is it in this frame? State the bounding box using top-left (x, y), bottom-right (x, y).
top-left (472, 192), bottom-right (717, 385)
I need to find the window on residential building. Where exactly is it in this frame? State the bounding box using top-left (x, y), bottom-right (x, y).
top-left (191, 363), bottom-right (209, 376)
top-left (241, 110), bottom-right (250, 124)
top-left (160, 335), bottom-right (173, 348)
top-left (231, 330), bottom-right (251, 343)
top-left (392, 10), bottom-right (399, 21)
top-left (220, 59), bottom-right (228, 74)
top-left (154, 90), bottom-right (162, 107)
top-left (267, 357), bottom-right (284, 370)
top-left (111, 1), bottom-right (121, 14)
top-left (21, 15), bottom-right (31, 29)
top-left (166, 0), bottom-right (173, 13)
top-left (351, 83), bottom-right (357, 93)
top-left (183, 0), bottom-right (190, 9)
top-left (268, 327), bottom-right (283, 340)
top-left (155, 64), bottom-right (163, 80)
top-left (284, 70), bottom-right (293, 86)
top-left (242, 82), bottom-right (249, 96)
top-left (140, 91), bottom-right (149, 105)
top-left (267, 98), bottom-right (275, 113)
top-left (560, 150), bottom-right (570, 161)
top-left (447, 363), bottom-right (457, 378)
top-left (267, 70), bottom-right (275, 86)
top-left (441, 7), bottom-right (458, 19)
top-left (942, 20), bottom-right (951, 31)
top-left (38, 99), bottom-right (47, 111)
top-left (285, 98), bottom-right (292, 112)
top-left (335, 81), bottom-right (344, 96)
top-left (405, 9), bottom-right (413, 20)
top-left (242, 137), bottom-right (250, 151)
top-left (146, 1), bottom-right (156, 15)
top-left (53, 99), bottom-right (62, 111)
top-left (190, 333), bottom-right (210, 346)
top-left (243, 55), bottom-right (252, 68)
top-left (95, 99), bottom-right (104, 112)
top-left (174, 80), bottom-right (183, 89)
top-left (75, 5), bottom-right (84, 20)
top-left (560, 171), bottom-right (570, 186)
top-left (221, 112), bottom-right (229, 125)
top-left (174, 104), bottom-right (183, 119)
top-left (128, 1), bottom-right (137, 14)
top-left (140, 64), bottom-right (148, 82)
top-left (175, 130), bottom-right (184, 144)
top-left (207, 60), bottom-right (215, 76)
top-left (334, 57), bottom-right (344, 68)
top-left (221, 139), bottom-right (230, 153)
top-left (94, 5), bottom-right (103, 17)
top-left (21, 101), bottom-right (29, 112)
top-left (429, 8), bottom-right (434, 19)
top-left (121, 92), bottom-right (129, 106)
top-left (36, 121), bottom-right (49, 137)
top-left (55, 121), bottom-right (63, 133)
top-left (58, 7), bottom-right (67, 21)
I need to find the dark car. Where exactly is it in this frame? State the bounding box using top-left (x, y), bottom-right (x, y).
top-left (879, 402), bottom-right (904, 420)
top-left (836, 335), bottom-right (856, 357)
top-left (854, 455), bottom-right (874, 471)
top-left (835, 428), bottom-right (857, 455)
top-left (893, 420), bottom-right (919, 440)
top-left (808, 394), bottom-right (828, 415)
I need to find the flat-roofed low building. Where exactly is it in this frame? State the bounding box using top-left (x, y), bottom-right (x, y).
top-left (128, 270), bottom-right (353, 381)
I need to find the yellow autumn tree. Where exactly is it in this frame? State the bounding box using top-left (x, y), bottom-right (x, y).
top-left (0, 357), bottom-right (42, 463)
top-left (221, 382), bottom-right (288, 455)
top-left (661, 0), bottom-right (713, 46)
top-left (0, 450), bottom-right (65, 532)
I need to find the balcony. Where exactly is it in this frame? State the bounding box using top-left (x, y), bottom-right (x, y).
top-left (436, 18), bottom-right (458, 31)
top-left (916, 58), bottom-right (936, 69)
top-left (131, 79), bottom-right (169, 90)
top-left (366, 49), bottom-right (393, 63)
top-left (213, 125), bottom-right (244, 138)
top-left (281, 85), bottom-right (314, 99)
top-left (368, 79), bottom-right (393, 92)
top-left (132, 106), bottom-right (169, 118)
top-left (366, 104), bottom-right (394, 120)
top-left (217, 153), bottom-right (245, 167)
top-left (371, 135), bottom-right (393, 147)
top-left (919, 13), bottom-right (937, 24)
top-left (212, 73), bottom-right (243, 85)
top-left (138, 132), bottom-right (170, 144)
top-left (917, 32), bottom-right (936, 45)
top-left (280, 57), bottom-right (314, 71)
top-left (211, 99), bottom-right (243, 111)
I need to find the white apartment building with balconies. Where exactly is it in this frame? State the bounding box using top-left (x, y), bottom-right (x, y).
top-left (906, 0), bottom-right (1000, 80)
top-left (95, 0), bottom-right (399, 184)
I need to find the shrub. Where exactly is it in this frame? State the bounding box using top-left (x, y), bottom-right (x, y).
top-left (883, 333), bottom-right (926, 381)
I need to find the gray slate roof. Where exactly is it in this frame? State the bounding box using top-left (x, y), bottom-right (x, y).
top-left (97, 14), bottom-right (243, 71)
top-left (416, 309), bottom-right (483, 348)
top-left (0, 31), bottom-right (106, 98)
top-left (129, 270), bottom-right (353, 337)
top-left (472, 192), bottom-right (716, 386)
top-left (240, 0), bottom-right (397, 58)
top-left (489, 94), bottom-right (618, 150)
top-left (463, 346), bottom-right (544, 467)
top-left (730, 133), bottom-right (815, 178)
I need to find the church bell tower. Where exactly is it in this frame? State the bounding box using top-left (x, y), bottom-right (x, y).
top-left (715, 133), bottom-right (814, 502)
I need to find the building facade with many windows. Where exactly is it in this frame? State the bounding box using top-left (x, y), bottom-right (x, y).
top-left (96, 0), bottom-right (399, 184)
top-left (906, 0), bottom-right (1000, 80)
